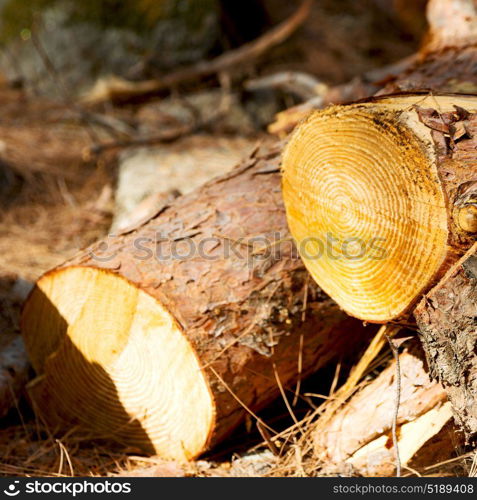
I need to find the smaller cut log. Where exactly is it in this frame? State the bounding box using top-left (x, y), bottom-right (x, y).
top-left (314, 340), bottom-right (458, 476)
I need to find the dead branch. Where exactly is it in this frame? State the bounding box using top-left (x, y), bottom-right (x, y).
top-left (267, 55), bottom-right (418, 137)
top-left (244, 71), bottom-right (327, 100)
top-left (82, 0), bottom-right (312, 105)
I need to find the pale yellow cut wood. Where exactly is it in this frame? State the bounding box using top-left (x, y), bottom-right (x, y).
top-left (22, 267), bottom-right (215, 461)
top-left (282, 94), bottom-right (477, 322)
top-left (347, 402), bottom-right (453, 475)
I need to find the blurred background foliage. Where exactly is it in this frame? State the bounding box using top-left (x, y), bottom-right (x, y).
top-left (0, 0), bottom-right (219, 42)
top-left (0, 0), bottom-right (426, 96)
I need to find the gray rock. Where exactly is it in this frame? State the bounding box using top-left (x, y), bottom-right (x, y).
top-left (111, 135), bottom-right (257, 233)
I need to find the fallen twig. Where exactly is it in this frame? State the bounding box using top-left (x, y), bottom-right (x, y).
top-left (245, 71), bottom-right (327, 100)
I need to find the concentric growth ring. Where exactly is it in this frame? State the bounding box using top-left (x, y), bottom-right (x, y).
top-left (282, 105), bottom-right (449, 322)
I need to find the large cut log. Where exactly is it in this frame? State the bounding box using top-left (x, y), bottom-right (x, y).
top-left (21, 144), bottom-right (370, 461)
top-left (415, 245), bottom-right (477, 440)
top-left (281, 0), bottom-right (477, 446)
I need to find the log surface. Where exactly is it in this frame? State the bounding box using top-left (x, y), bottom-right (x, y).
top-left (22, 144), bottom-right (370, 458)
top-left (314, 340), bottom-right (450, 475)
top-left (415, 245), bottom-right (477, 441)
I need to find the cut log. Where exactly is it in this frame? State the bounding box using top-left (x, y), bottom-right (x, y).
top-left (281, 0), bottom-right (477, 450)
top-left (314, 340), bottom-right (458, 476)
top-left (415, 244), bottom-right (477, 441)
top-left (21, 144), bottom-right (371, 461)
top-left (281, 0), bottom-right (477, 323)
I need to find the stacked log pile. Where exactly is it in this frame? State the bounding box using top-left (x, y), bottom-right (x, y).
top-left (16, 0), bottom-right (477, 476)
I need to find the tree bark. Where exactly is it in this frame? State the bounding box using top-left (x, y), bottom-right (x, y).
top-left (415, 244), bottom-right (477, 441)
top-left (21, 144), bottom-right (371, 461)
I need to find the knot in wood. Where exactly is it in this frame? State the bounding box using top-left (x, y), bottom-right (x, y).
top-left (457, 204), bottom-right (477, 233)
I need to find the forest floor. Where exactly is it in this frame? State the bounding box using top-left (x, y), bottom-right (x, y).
top-left (0, 0), bottom-right (454, 477)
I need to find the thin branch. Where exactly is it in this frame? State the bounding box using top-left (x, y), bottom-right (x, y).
top-left (83, 0), bottom-right (313, 105)
top-left (245, 71), bottom-right (326, 100)
top-left (386, 333), bottom-right (402, 478)
top-left (88, 123), bottom-right (196, 156)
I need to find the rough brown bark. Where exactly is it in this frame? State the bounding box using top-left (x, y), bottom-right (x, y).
top-left (380, 0), bottom-right (477, 94)
top-left (22, 144), bottom-right (371, 458)
top-left (415, 245), bottom-right (477, 442)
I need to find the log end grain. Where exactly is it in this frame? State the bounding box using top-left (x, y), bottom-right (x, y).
top-left (282, 94), bottom-right (477, 322)
top-left (281, 96), bottom-right (451, 322)
top-left (22, 267), bottom-right (215, 461)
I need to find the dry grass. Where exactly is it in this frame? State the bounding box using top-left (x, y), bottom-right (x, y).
top-left (0, 86), bottom-right (120, 477)
top-left (0, 421), bottom-right (132, 477)
top-left (0, 86), bottom-right (471, 479)
top-left (267, 332), bottom-right (470, 478)
top-left (268, 329), bottom-right (393, 477)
